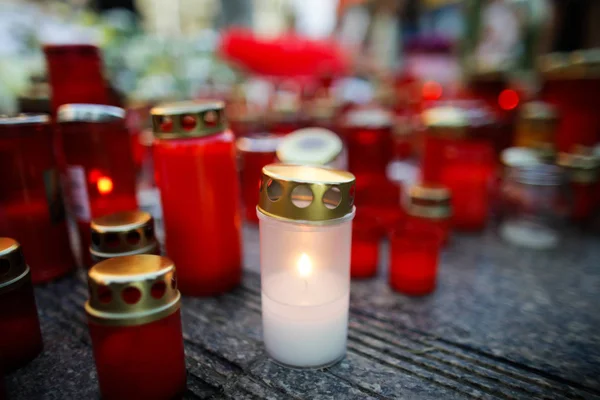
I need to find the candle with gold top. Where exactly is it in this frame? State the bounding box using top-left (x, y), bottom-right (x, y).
top-left (257, 164), bottom-right (355, 369)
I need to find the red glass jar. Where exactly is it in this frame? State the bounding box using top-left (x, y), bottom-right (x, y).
top-left (43, 44), bottom-right (111, 116)
top-left (355, 176), bottom-right (404, 235)
top-left (57, 104), bottom-right (138, 267)
top-left (389, 225), bottom-right (442, 296)
top-left (351, 211), bottom-right (381, 279)
top-left (86, 255), bottom-right (186, 399)
top-left (557, 150), bottom-right (600, 223)
top-left (90, 210), bottom-right (160, 263)
top-left (152, 101), bottom-right (242, 296)
top-left (0, 114), bottom-right (74, 283)
top-left (0, 238), bottom-right (43, 372)
top-left (404, 184), bottom-right (452, 246)
top-left (341, 107), bottom-right (395, 179)
top-left (541, 51), bottom-right (600, 153)
top-left (236, 135), bottom-right (280, 223)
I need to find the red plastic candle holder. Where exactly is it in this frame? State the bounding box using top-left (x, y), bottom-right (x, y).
top-left (354, 176), bottom-right (404, 235)
top-left (57, 105), bottom-right (138, 267)
top-left (341, 107), bottom-right (395, 179)
top-left (236, 135), bottom-right (280, 223)
top-left (351, 211), bottom-right (381, 279)
top-left (557, 150), bottom-right (600, 223)
top-left (43, 44), bottom-right (111, 116)
top-left (152, 101), bottom-right (242, 296)
top-left (405, 184), bottom-right (452, 246)
top-left (0, 114), bottom-right (74, 283)
top-left (0, 238), bottom-right (43, 372)
top-left (86, 255), bottom-right (186, 399)
top-left (389, 225), bottom-right (442, 296)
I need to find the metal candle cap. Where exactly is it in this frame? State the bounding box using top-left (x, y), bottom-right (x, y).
top-left (557, 148), bottom-right (600, 184)
top-left (0, 238), bottom-right (30, 294)
top-left (85, 255), bottom-right (180, 327)
top-left (519, 101), bottom-right (557, 121)
top-left (541, 50), bottom-right (600, 79)
top-left (343, 107), bottom-right (394, 128)
top-left (422, 106), bottom-right (469, 138)
top-left (151, 100), bottom-right (227, 140)
top-left (276, 128), bottom-right (343, 166)
top-left (0, 113), bottom-right (49, 126)
top-left (406, 184), bottom-right (452, 219)
top-left (56, 104), bottom-right (126, 123)
top-left (258, 164), bottom-right (356, 223)
top-left (90, 211), bottom-right (158, 262)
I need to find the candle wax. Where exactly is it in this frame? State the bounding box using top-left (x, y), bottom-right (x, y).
top-left (261, 271), bottom-right (348, 368)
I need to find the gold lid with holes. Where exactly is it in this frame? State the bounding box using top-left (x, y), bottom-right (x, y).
top-left (258, 164), bottom-right (355, 223)
top-left (557, 148), bottom-right (600, 184)
top-left (151, 100), bottom-right (227, 140)
top-left (406, 184), bottom-right (452, 219)
top-left (85, 255), bottom-right (180, 327)
top-left (0, 238), bottom-right (30, 294)
top-left (90, 211), bottom-right (159, 262)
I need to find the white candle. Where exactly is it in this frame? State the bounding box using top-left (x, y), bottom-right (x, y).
top-left (261, 253), bottom-right (349, 368)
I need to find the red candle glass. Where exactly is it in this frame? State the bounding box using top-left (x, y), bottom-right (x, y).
top-left (57, 105), bottom-right (138, 267)
top-left (43, 44), bottom-right (111, 116)
top-left (342, 107), bottom-right (395, 179)
top-left (541, 51), bottom-right (600, 153)
top-left (152, 101), bottom-right (242, 296)
top-left (0, 238), bottom-right (43, 372)
top-left (557, 150), bottom-right (600, 223)
top-left (236, 135), bottom-right (280, 223)
top-left (404, 184), bottom-right (452, 246)
top-left (389, 225), bottom-right (442, 296)
top-left (351, 211), bottom-right (381, 279)
top-left (0, 114), bottom-right (74, 283)
top-left (86, 255), bottom-right (186, 399)
top-left (354, 176), bottom-right (403, 234)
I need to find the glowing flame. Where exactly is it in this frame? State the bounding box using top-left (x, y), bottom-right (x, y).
top-left (297, 253), bottom-right (312, 278)
top-left (498, 89), bottom-right (519, 111)
top-left (422, 81), bottom-right (443, 101)
top-left (97, 176), bottom-right (114, 195)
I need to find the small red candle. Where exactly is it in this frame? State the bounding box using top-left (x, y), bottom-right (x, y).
top-left (351, 211), bottom-right (381, 279)
top-left (557, 149), bottom-right (600, 223)
top-left (57, 105), bottom-right (138, 266)
top-left (404, 183), bottom-right (452, 246)
top-left (341, 107), bottom-right (395, 179)
top-left (354, 176), bottom-right (403, 235)
top-left (0, 114), bottom-right (74, 283)
top-left (541, 51), bottom-right (600, 153)
top-left (86, 255), bottom-right (186, 399)
top-left (389, 225), bottom-right (442, 296)
top-left (0, 238), bottom-right (43, 372)
top-left (152, 101), bottom-right (242, 296)
top-left (43, 44), bottom-right (111, 116)
top-left (236, 135), bottom-right (280, 223)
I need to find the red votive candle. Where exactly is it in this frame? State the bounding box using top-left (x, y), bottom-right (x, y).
top-left (342, 107), bottom-right (395, 179)
top-left (0, 114), bottom-right (74, 283)
top-left (389, 225), bottom-right (442, 296)
top-left (43, 44), bottom-right (111, 116)
top-left (0, 238), bottom-right (43, 372)
top-left (152, 101), bottom-right (242, 296)
top-left (236, 135), bottom-right (280, 223)
top-left (57, 105), bottom-right (138, 267)
top-left (351, 211), bottom-right (381, 279)
top-left (355, 176), bottom-right (403, 234)
top-left (404, 183), bottom-right (452, 246)
top-left (541, 51), bottom-right (600, 153)
top-left (86, 255), bottom-right (186, 399)
top-left (557, 149), bottom-right (600, 223)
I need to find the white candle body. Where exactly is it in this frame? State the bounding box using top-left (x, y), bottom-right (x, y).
top-left (262, 272), bottom-right (349, 368)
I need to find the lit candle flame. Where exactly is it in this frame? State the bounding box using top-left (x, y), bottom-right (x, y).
top-left (297, 253), bottom-right (312, 278)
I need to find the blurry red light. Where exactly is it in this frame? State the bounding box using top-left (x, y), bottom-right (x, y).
top-left (422, 81), bottom-right (443, 101)
top-left (97, 177), bottom-right (114, 195)
top-left (498, 89), bottom-right (519, 110)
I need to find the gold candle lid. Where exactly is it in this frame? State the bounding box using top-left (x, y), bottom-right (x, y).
top-left (276, 128), bottom-right (343, 166)
top-left (0, 238), bottom-right (30, 294)
top-left (0, 113), bottom-right (49, 126)
top-left (422, 106), bottom-right (469, 139)
top-left (258, 164), bottom-right (355, 223)
top-left (406, 184), bottom-right (452, 219)
top-left (557, 147), bottom-right (600, 184)
top-left (343, 107), bottom-right (394, 129)
top-left (56, 104), bottom-right (126, 123)
top-left (90, 210), bottom-right (159, 262)
top-left (519, 101), bottom-right (557, 121)
top-left (151, 100), bottom-right (227, 140)
top-left (85, 255), bottom-right (180, 327)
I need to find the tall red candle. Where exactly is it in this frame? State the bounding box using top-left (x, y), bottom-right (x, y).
top-left (152, 101), bottom-right (242, 296)
top-left (0, 114), bottom-right (74, 283)
top-left (404, 183), bottom-right (452, 246)
top-left (57, 105), bottom-right (138, 266)
top-left (0, 238), bottom-right (43, 372)
top-left (236, 135), bottom-right (280, 223)
top-left (86, 255), bottom-right (186, 399)
top-left (389, 225), bottom-right (442, 296)
top-left (43, 44), bottom-right (111, 116)
top-left (557, 150), bottom-right (600, 223)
